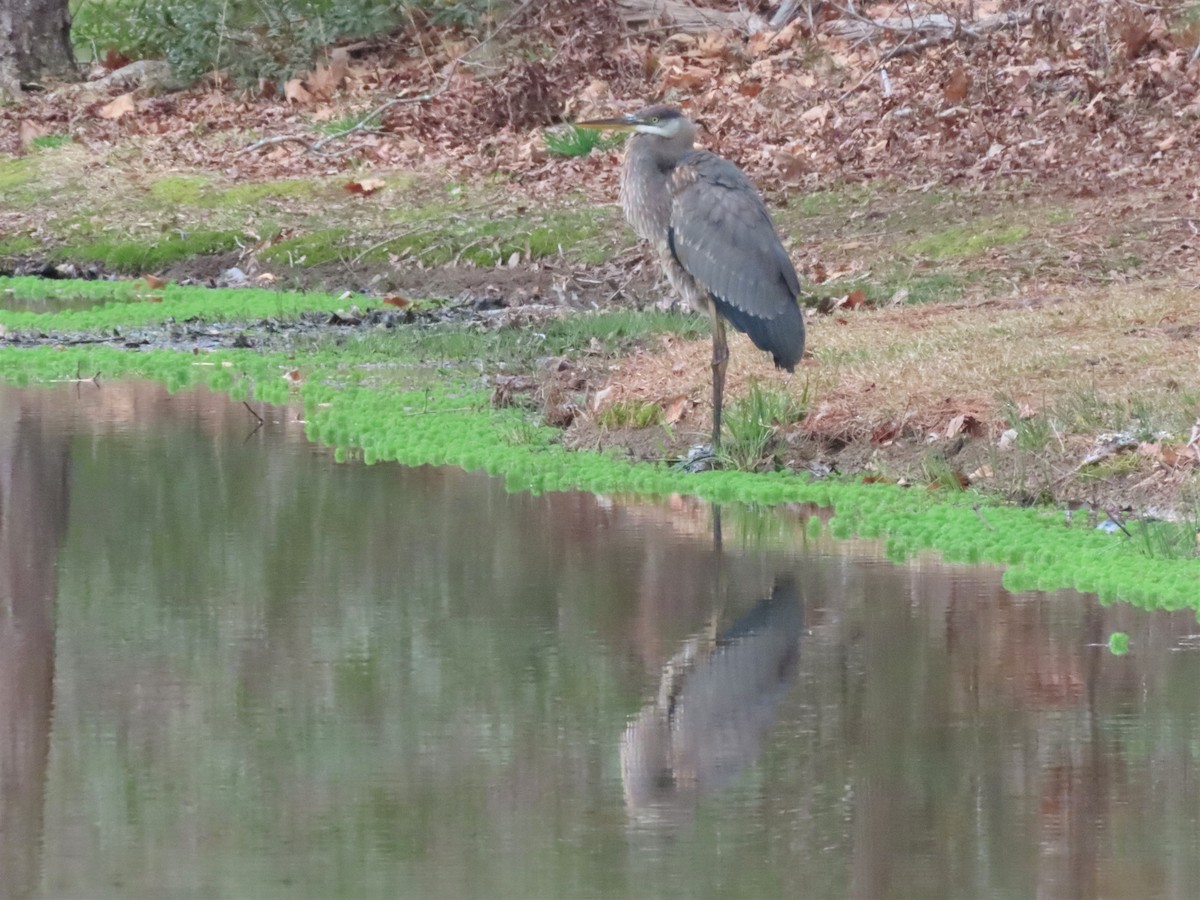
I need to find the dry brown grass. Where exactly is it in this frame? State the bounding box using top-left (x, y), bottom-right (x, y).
top-left (602, 282), bottom-right (1200, 448)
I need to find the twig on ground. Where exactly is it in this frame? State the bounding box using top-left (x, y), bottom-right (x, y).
top-left (349, 224), bottom-right (441, 266)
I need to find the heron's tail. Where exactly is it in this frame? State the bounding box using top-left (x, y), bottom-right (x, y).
top-left (714, 294), bottom-right (806, 372)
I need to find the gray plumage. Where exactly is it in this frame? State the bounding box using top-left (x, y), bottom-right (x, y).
top-left (580, 105), bottom-right (805, 448)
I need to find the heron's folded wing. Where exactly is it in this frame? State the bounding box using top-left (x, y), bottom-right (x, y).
top-left (668, 152), bottom-right (805, 369)
top-left (667, 152), bottom-right (801, 322)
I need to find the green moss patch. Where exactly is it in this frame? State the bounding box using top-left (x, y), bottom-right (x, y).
top-left (206, 179), bottom-right (317, 207)
top-left (0, 276), bottom-right (348, 330)
top-left (58, 230), bottom-right (245, 273)
top-left (260, 229), bottom-right (352, 267)
top-left (0, 235), bottom-right (41, 258)
top-left (149, 175), bottom-right (211, 205)
top-left (0, 156), bottom-right (37, 192)
top-left (907, 223), bottom-right (1030, 260)
top-left (149, 174), bottom-right (319, 209)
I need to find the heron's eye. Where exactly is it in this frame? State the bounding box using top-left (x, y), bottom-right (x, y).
top-left (648, 116), bottom-right (659, 123)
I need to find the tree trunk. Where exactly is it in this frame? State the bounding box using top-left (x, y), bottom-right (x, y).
top-left (0, 0), bottom-right (75, 98)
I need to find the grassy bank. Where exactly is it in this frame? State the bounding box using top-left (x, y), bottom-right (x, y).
top-left (1, 324), bottom-right (1196, 615)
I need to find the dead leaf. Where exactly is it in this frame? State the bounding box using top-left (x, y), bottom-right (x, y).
top-left (98, 93), bottom-right (136, 120)
top-left (283, 369), bottom-right (304, 384)
top-left (843, 289), bottom-right (869, 310)
top-left (344, 177), bottom-right (386, 195)
top-left (307, 48), bottom-right (350, 99)
top-left (284, 79), bottom-right (313, 104)
top-left (800, 104), bottom-right (829, 126)
top-left (777, 152), bottom-right (807, 181)
top-left (662, 65), bottom-right (710, 90)
top-left (382, 295), bottom-right (411, 308)
top-left (1116, 6), bottom-right (1153, 59)
top-left (695, 33), bottom-right (728, 59)
top-left (18, 120), bottom-right (48, 149)
top-left (592, 385), bottom-right (616, 411)
top-left (663, 395), bottom-right (689, 424)
top-left (945, 413), bottom-right (984, 439)
top-left (103, 48), bottom-right (132, 71)
top-left (943, 65), bottom-right (971, 104)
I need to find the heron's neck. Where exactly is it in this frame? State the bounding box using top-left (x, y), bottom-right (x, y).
top-left (628, 131), bottom-right (694, 172)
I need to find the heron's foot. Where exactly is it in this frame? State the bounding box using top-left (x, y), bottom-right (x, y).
top-left (674, 444), bottom-right (721, 473)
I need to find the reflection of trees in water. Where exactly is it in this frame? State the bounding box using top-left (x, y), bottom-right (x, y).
top-left (832, 564), bottom-right (1200, 900)
top-left (620, 576), bottom-right (803, 832)
top-left (0, 388), bottom-right (71, 898)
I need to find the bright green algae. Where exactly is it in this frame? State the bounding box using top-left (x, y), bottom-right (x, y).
top-left (1, 343), bottom-right (1197, 616)
top-left (0, 277), bottom-right (347, 331)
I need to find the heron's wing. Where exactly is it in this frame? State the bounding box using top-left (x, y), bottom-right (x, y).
top-left (667, 151), bottom-right (805, 369)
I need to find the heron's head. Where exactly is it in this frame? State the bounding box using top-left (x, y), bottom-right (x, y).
top-left (576, 105), bottom-right (696, 140)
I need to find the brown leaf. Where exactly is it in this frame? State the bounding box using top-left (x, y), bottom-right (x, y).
top-left (283, 369), bottom-right (304, 384)
top-left (18, 120), bottom-right (48, 149)
top-left (662, 65), bottom-right (710, 90)
top-left (382, 295), bottom-right (411, 308)
top-left (843, 289), bottom-right (869, 310)
top-left (945, 413), bottom-right (984, 439)
top-left (1116, 7), bottom-right (1153, 59)
top-left (663, 394), bottom-right (689, 425)
top-left (307, 48), bottom-right (350, 100)
top-left (98, 93), bottom-right (136, 120)
top-left (800, 104), bottom-right (829, 125)
top-left (143, 295), bottom-right (163, 303)
top-left (777, 152), bottom-right (807, 181)
top-left (943, 65), bottom-right (971, 104)
top-left (284, 79), bottom-right (313, 104)
top-left (142, 274), bottom-right (168, 289)
top-left (344, 177), bottom-right (386, 195)
top-left (872, 422), bottom-right (900, 445)
top-left (103, 49), bottom-right (132, 71)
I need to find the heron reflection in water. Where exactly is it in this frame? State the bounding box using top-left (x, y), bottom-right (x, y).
top-left (620, 575), bottom-right (803, 828)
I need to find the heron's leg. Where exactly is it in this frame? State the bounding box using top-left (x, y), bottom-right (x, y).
top-left (710, 313), bottom-right (729, 450)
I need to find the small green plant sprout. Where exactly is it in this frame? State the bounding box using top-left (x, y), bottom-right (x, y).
top-left (31, 133), bottom-right (71, 150)
top-left (1108, 632), bottom-right (1130, 656)
top-left (543, 125), bottom-right (625, 159)
top-left (597, 398), bottom-right (664, 430)
top-left (721, 380), bottom-right (808, 472)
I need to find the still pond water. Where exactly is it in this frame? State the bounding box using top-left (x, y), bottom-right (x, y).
top-left (3, 382), bottom-right (1200, 899)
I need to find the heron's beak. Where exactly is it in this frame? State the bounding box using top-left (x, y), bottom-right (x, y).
top-left (574, 114), bottom-right (639, 131)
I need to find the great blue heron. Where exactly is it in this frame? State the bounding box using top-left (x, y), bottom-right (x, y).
top-left (576, 105), bottom-right (806, 450)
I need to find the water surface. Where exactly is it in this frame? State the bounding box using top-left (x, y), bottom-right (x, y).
top-left (3, 382), bottom-right (1200, 899)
